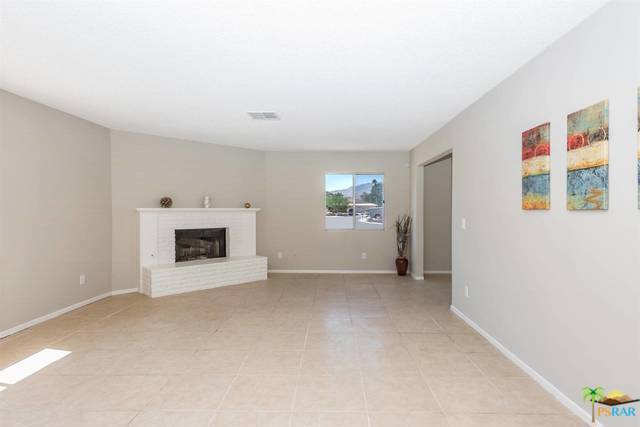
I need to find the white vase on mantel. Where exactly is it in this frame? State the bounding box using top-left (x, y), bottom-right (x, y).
top-left (203, 196), bottom-right (212, 208)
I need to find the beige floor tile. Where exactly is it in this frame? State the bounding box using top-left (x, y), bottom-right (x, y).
top-left (40, 349), bottom-right (119, 375)
top-left (279, 298), bottom-right (316, 310)
top-left (73, 375), bottom-right (168, 411)
top-left (364, 376), bottom-right (440, 412)
top-left (390, 315), bottom-right (442, 333)
top-left (218, 316), bottom-right (274, 333)
top-left (467, 353), bottom-right (527, 378)
top-left (0, 274), bottom-right (584, 427)
top-left (432, 317), bottom-right (475, 334)
top-left (312, 303), bottom-right (350, 315)
top-left (369, 411), bottom-right (448, 427)
top-left (51, 330), bottom-right (148, 351)
top-left (203, 330), bottom-right (261, 350)
top-left (0, 333), bottom-right (62, 365)
top-left (294, 375), bottom-right (366, 411)
top-left (352, 316), bottom-right (396, 333)
top-left (128, 410), bottom-right (215, 427)
top-left (239, 350), bottom-right (302, 375)
top-left (211, 412), bottom-right (292, 427)
top-left (301, 349), bottom-right (360, 375)
top-left (445, 413), bottom-right (583, 427)
top-left (349, 306), bottom-right (388, 318)
top-left (189, 350), bottom-right (248, 375)
top-left (305, 332), bottom-right (358, 351)
top-left (428, 376), bottom-right (508, 414)
top-left (416, 352), bottom-right (484, 378)
top-left (0, 375), bottom-right (87, 409)
top-left (515, 414), bottom-right (585, 426)
top-left (357, 331), bottom-right (405, 351)
top-left (359, 347), bottom-right (420, 377)
top-left (150, 330), bottom-right (220, 349)
top-left (401, 333), bottom-right (458, 354)
top-left (269, 317), bottom-right (311, 333)
top-left (26, 317), bottom-right (84, 338)
top-left (448, 334), bottom-right (497, 353)
top-left (220, 376), bottom-right (297, 411)
top-left (255, 330), bottom-right (308, 350)
top-left (105, 350), bottom-right (196, 375)
top-left (445, 414), bottom-right (520, 427)
top-left (0, 409), bottom-right (137, 427)
top-left (0, 348), bottom-right (35, 371)
top-left (347, 284), bottom-right (379, 293)
top-left (145, 375), bottom-right (234, 410)
top-left (343, 274), bottom-right (376, 285)
top-left (307, 317), bottom-right (353, 333)
top-left (290, 412), bottom-right (369, 427)
top-left (490, 377), bottom-right (569, 414)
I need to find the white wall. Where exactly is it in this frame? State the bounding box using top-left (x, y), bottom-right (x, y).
top-left (110, 130), bottom-right (266, 291)
top-left (264, 151), bottom-right (410, 271)
top-left (410, 1), bottom-right (640, 421)
top-left (0, 90), bottom-right (112, 333)
top-left (423, 157), bottom-right (452, 272)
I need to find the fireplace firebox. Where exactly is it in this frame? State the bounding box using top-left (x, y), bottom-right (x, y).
top-left (175, 228), bottom-right (227, 262)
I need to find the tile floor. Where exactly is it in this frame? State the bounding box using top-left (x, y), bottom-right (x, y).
top-left (0, 274), bottom-right (583, 426)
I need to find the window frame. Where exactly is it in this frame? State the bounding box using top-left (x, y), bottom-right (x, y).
top-left (324, 172), bottom-right (386, 232)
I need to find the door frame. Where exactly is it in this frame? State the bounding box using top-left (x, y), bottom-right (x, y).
top-left (412, 149), bottom-right (453, 280)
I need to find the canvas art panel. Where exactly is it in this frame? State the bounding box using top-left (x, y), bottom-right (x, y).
top-left (522, 123), bottom-right (550, 210)
top-left (567, 100), bottom-right (609, 210)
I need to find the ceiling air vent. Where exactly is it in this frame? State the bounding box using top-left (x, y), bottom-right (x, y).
top-left (248, 112), bottom-right (280, 120)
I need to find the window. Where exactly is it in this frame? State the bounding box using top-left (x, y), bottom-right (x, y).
top-left (325, 173), bottom-right (384, 230)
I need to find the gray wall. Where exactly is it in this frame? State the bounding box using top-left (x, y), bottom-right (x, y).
top-left (410, 1), bottom-right (640, 420)
top-left (423, 157), bottom-right (452, 272)
top-left (110, 138), bottom-right (411, 287)
top-left (263, 151), bottom-right (411, 271)
top-left (0, 90), bottom-right (112, 332)
top-left (110, 130), bottom-right (267, 291)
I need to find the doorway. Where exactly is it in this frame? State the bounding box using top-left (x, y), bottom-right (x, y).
top-left (423, 154), bottom-right (452, 302)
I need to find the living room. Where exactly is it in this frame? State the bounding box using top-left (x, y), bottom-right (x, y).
top-left (1, 1), bottom-right (638, 426)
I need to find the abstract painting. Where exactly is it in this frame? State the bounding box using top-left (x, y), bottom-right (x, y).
top-left (522, 123), bottom-right (550, 210)
top-left (567, 100), bottom-right (609, 210)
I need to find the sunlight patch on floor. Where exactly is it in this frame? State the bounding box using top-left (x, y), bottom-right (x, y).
top-left (0, 348), bottom-right (71, 385)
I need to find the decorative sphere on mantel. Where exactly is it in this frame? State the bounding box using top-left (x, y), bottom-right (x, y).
top-left (160, 197), bottom-right (173, 208)
top-left (244, 202), bottom-right (252, 209)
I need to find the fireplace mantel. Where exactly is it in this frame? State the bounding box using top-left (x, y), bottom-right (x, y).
top-left (136, 208), bottom-right (261, 213)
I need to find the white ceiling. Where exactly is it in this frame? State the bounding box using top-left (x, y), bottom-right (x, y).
top-left (0, 0), bottom-right (608, 151)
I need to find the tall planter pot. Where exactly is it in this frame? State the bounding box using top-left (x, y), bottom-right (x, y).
top-left (395, 256), bottom-right (409, 276)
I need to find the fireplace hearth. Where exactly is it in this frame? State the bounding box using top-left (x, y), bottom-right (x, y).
top-left (175, 228), bottom-right (227, 262)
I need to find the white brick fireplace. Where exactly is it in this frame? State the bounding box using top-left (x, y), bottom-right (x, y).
top-left (137, 208), bottom-right (267, 297)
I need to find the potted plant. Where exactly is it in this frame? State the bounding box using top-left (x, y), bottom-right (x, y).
top-left (394, 214), bottom-right (411, 276)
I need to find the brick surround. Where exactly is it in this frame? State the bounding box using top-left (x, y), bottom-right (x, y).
top-left (137, 208), bottom-right (267, 297)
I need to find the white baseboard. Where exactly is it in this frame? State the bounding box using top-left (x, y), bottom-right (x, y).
top-left (268, 269), bottom-right (396, 274)
top-left (449, 305), bottom-right (596, 425)
top-left (0, 288), bottom-right (141, 340)
top-left (410, 273), bottom-right (424, 280)
top-left (424, 270), bottom-right (452, 274)
top-left (111, 288), bottom-right (138, 295)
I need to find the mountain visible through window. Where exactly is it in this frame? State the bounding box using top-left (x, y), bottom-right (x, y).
top-left (325, 173), bottom-right (384, 230)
